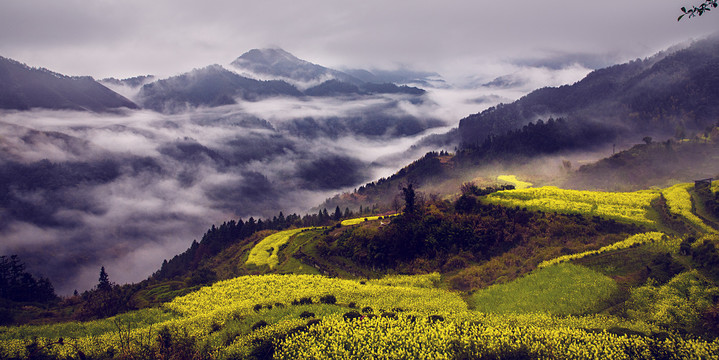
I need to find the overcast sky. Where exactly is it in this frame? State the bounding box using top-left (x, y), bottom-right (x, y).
top-left (0, 0), bottom-right (716, 81)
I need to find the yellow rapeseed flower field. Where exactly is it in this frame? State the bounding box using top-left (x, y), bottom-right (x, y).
top-left (484, 186), bottom-right (660, 225)
top-left (662, 183), bottom-right (717, 233)
top-left (245, 228), bottom-right (312, 268)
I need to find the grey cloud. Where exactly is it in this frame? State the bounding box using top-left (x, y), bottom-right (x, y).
top-left (0, 89), bottom-right (457, 293)
top-left (1, 1), bottom-right (715, 80)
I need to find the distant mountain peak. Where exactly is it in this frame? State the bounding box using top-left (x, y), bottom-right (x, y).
top-left (231, 48), bottom-right (362, 86)
top-left (238, 48), bottom-right (307, 66)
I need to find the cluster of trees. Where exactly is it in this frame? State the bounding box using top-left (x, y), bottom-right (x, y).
top-left (332, 186), bottom-right (642, 269)
top-left (74, 267), bottom-right (132, 320)
top-left (458, 118), bottom-right (616, 161)
top-left (153, 208), bottom-right (364, 281)
top-left (0, 255), bottom-right (57, 303)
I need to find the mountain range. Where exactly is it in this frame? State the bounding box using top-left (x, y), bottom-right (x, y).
top-left (0, 49), bottom-right (428, 114)
top-left (2, 37), bottom-right (719, 296)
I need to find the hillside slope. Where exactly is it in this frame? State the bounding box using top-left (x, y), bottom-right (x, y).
top-left (458, 35), bottom-right (719, 149)
top-left (0, 56), bottom-right (138, 112)
top-left (3, 178), bottom-right (719, 358)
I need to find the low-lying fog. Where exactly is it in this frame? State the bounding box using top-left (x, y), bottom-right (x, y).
top-left (0, 65), bottom-right (592, 294)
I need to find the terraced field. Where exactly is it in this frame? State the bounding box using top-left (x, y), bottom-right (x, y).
top-left (3, 183), bottom-right (719, 359)
top-left (245, 228), bottom-right (314, 269)
top-left (3, 273), bottom-right (718, 359)
top-left (484, 186), bottom-right (661, 225)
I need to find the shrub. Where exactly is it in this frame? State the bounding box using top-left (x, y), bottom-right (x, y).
top-left (361, 306), bottom-right (373, 314)
top-left (381, 312), bottom-right (397, 319)
top-left (343, 311), bottom-right (362, 321)
top-left (299, 311), bottom-right (315, 319)
top-left (348, 302), bottom-right (357, 308)
top-left (298, 297), bottom-right (313, 305)
top-left (428, 315), bottom-right (444, 323)
top-left (253, 304), bottom-right (263, 312)
top-left (251, 320), bottom-right (268, 331)
top-left (291, 297), bottom-right (313, 305)
top-left (319, 294), bottom-right (337, 304)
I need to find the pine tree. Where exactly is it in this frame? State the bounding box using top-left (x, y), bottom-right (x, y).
top-left (98, 266), bottom-right (111, 291)
top-left (333, 206), bottom-right (342, 220)
top-left (402, 184), bottom-right (416, 214)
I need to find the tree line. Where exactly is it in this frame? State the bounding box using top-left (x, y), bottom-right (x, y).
top-left (152, 207), bottom-right (365, 281)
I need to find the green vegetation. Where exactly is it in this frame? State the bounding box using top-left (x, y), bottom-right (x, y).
top-left (4, 175), bottom-right (719, 358)
top-left (3, 273), bottom-right (719, 359)
top-left (366, 272), bottom-right (441, 288)
top-left (469, 263), bottom-right (620, 315)
top-left (0, 308), bottom-right (174, 341)
top-left (627, 270), bottom-right (719, 334)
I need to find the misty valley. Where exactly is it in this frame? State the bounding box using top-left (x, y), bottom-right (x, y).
top-left (3, 36), bottom-right (719, 359)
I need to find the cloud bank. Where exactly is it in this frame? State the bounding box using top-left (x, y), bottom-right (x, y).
top-left (0, 88), bottom-right (484, 294)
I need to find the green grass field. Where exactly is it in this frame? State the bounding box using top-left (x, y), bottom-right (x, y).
top-left (469, 263), bottom-right (620, 316)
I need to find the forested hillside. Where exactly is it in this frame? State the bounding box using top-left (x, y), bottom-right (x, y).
top-left (458, 35), bottom-right (719, 150)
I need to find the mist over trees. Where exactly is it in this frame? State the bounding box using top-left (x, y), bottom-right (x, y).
top-left (457, 35), bottom-right (719, 152)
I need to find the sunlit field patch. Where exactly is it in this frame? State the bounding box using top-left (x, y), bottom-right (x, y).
top-left (497, 174), bottom-right (533, 189)
top-left (484, 186), bottom-right (660, 225)
top-left (245, 228), bottom-right (313, 268)
top-left (662, 183), bottom-right (717, 233)
top-left (340, 214), bottom-right (397, 226)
